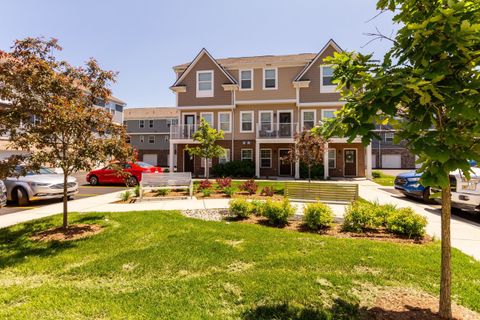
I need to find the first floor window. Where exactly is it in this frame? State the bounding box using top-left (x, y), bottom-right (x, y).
top-left (219, 112), bottom-right (231, 132)
top-left (126, 136), bottom-right (131, 144)
top-left (328, 149), bottom-right (336, 169)
top-left (201, 158), bottom-right (212, 168)
top-left (219, 149), bottom-right (230, 164)
top-left (302, 111), bottom-right (315, 130)
top-left (148, 136), bottom-right (155, 144)
top-left (241, 111), bottom-right (253, 132)
top-left (140, 135), bottom-right (144, 143)
top-left (241, 149), bottom-right (253, 162)
top-left (260, 149), bottom-right (271, 168)
top-left (164, 135), bottom-right (169, 142)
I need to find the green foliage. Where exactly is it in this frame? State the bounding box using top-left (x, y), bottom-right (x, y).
top-left (250, 200), bottom-right (265, 216)
top-left (386, 207), bottom-right (427, 238)
top-left (119, 190), bottom-right (131, 202)
top-left (342, 201), bottom-right (382, 232)
top-left (372, 171), bottom-right (381, 179)
top-left (240, 179), bottom-right (258, 195)
top-left (229, 198), bottom-right (252, 219)
top-left (262, 199), bottom-right (296, 226)
top-left (212, 160), bottom-right (255, 178)
top-left (201, 188), bottom-right (212, 197)
top-left (133, 185), bottom-right (140, 197)
top-left (372, 171), bottom-right (395, 186)
top-left (155, 189), bottom-right (170, 197)
top-left (300, 163), bottom-right (324, 180)
top-left (223, 186), bottom-right (236, 197)
top-left (303, 202), bottom-right (334, 230)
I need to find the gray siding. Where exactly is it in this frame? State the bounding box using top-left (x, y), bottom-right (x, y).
top-left (129, 134), bottom-right (170, 150)
top-left (125, 119), bottom-right (175, 134)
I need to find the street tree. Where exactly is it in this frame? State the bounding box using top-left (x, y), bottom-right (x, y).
top-left (185, 118), bottom-right (225, 179)
top-left (319, 0), bottom-right (480, 317)
top-left (0, 37), bottom-right (132, 228)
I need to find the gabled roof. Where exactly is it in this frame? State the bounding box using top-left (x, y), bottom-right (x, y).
top-left (171, 48), bottom-right (237, 88)
top-left (294, 39), bottom-right (343, 82)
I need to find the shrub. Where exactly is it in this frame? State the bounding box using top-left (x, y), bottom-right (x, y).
top-left (155, 189), bottom-right (170, 196)
top-left (240, 179), bottom-right (258, 195)
top-left (260, 186), bottom-right (275, 197)
top-left (202, 188), bottom-right (212, 197)
top-left (263, 199), bottom-right (296, 226)
top-left (119, 190), bottom-right (131, 201)
top-left (372, 202), bottom-right (397, 227)
top-left (212, 160), bottom-right (255, 178)
top-left (372, 170), bottom-right (382, 178)
top-left (229, 198), bottom-right (252, 219)
top-left (386, 208), bottom-right (427, 238)
top-left (199, 179), bottom-right (212, 190)
top-left (299, 163), bottom-right (324, 180)
top-left (342, 201), bottom-right (380, 232)
top-left (163, 168), bottom-right (170, 173)
top-left (250, 200), bottom-right (265, 216)
top-left (303, 202), bottom-right (334, 230)
top-left (223, 186), bottom-right (236, 197)
top-left (216, 177), bottom-right (232, 189)
top-left (133, 185), bottom-right (140, 197)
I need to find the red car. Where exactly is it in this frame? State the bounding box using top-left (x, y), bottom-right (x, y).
top-left (86, 162), bottom-right (162, 186)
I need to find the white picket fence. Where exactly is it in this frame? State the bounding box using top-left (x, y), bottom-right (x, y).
top-left (139, 172), bottom-right (193, 200)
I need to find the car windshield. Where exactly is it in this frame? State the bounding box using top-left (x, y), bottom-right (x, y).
top-left (15, 166), bottom-right (55, 175)
top-left (134, 162), bottom-right (154, 168)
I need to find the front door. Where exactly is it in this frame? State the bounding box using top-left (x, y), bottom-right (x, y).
top-left (184, 114), bottom-right (195, 139)
top-left (344, 149), bottom-right (357, 176)
top-left (278, 112), bottom-right (292, 138)
top-left (183, 150), bottom-right (194, 173)
top-left (278, 149), bottom-right (292, 176)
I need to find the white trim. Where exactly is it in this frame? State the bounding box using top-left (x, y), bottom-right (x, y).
top-left (200, 112), bottom-right (214, 127)
top-left (177, 105), bottom-right (234, 110)
top-left (384, 132), bottom-right (394, 142)
top-left (171, 48), bottom-right (237, 87)
top-left (239, 111), bottom-right (254, 133)
top-left (219, 148), bottom-right (230, 164)
top-left (320, 65), bottom-right (336, 93)
top-left (148, 119), bottom-right (154, 128)
top-left (140, 135), bottom-right (145, 143)
top-left (321, 108), bottom-right (337, 119)
top-left (241, 148), bottom-right (253, 161)
top-left (260, 148), bottom-right (272, 168)
top-left (298, 101), bottom-right (346, 107)
top-left (276, 110), bottom-right (294, 131)
top-left (218, 111), bottom-right (232, 133)
top-left (236, 99), bottom-right (296, 105)
top-left (278, 148), bottom-right (292, 176)
top-left (148, 135), bottom-right (155, 144)
top-left (258, 110), bottom-right (274, 131)
top-left (196, 70), bottom-right (214, 98)
top-left (343, 148), bottom-right (358, 177)
top-left (327, 148), bottom-right (336, 169)
top-left (182, 112), bottom-right (197, 125)
top-left (239, 69), bottom-right (254, 91)
top-left (139, 119), bottom-right (145, 128)
top-left (263, 67), bottom-right (278, 90)
top-left (301, 109), bottom-right (316, 131)
top-left (294, 39), bottom-right (343, 81)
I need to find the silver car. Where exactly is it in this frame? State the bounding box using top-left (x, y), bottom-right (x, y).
top-left (0, 180), bottom-right (6, 208)
top-left (3, 167), bottom-right (79, 206)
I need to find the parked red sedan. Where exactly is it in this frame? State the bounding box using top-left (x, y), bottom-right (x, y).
top-left (86, 162), bottom-right (162, 186)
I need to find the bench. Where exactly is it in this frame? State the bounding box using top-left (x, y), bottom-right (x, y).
top-left (284, 182), bottom-right (358, 203)
top-left (139, 172), bottom-right (193, 201)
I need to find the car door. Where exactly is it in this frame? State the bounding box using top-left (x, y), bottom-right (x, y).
top-left (99, 165), bottom-right (116, 183)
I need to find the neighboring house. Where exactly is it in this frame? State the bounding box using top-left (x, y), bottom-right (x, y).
top-left (169, 39), bottom-right (373, 179)
top-left (372, 126), bottom-right (417, 169)
top-left (124, 107), bottom-right (178, 167)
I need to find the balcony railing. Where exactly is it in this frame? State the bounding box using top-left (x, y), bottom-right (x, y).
top-left (170, 124), bottom-right (198, 140)
top-left (256, 122), bottom-right (298, 139)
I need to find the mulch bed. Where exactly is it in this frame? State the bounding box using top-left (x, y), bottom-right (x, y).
top-left (30, 224), bottom-right (103, 242)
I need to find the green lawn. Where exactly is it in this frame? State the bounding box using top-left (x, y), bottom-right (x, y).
top-left (1, 211), bottom-right (480, 319)
top-left (372, 170), bottom-right (396, 186)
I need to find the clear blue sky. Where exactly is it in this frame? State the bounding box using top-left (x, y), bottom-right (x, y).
top-left (0, 0), bottom-right (396, 107)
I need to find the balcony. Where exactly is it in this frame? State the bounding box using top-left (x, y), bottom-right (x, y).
top-left (256, 122), bottom-right (298, 139)
top-left (170, 124), bottom-right (198, 140)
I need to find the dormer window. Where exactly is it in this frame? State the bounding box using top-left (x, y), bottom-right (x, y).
top-left (196, 70), bottom-right (214, 97)
top-left (263, 68), bottom-right (277, 90)
top-left (240, 69), bottom-right (253, 90)
top-left (320, 65), bottom-right (336, 93)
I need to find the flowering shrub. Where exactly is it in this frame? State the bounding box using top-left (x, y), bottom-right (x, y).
top-left (216, 177), bottom-right (232, 189)
top-left (240, 179), bottom-right (258, 195)
top-left (199, 179), bottom-right (212, 190)
top-left (260, 186), bottom-right (275, 197)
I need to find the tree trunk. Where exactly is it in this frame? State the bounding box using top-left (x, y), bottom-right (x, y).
top-left (205, 158), bottom-right (209, 179)
top-left (62, 171), bottom-right (68, 229)
top-left (439, 183), bottom-right (452, 319)
top-left (308, 164), bottom-right (311, 183)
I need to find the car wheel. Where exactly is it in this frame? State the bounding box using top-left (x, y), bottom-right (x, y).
top-left (89, 175), bottom-right (99, 186)
top-left (67, 196), bottom-right (75, 201)
top-left (14, 187), bottom-right (29, 206)
top-left (422, 187), bottom-right (434, 203)
top-left (127, 176), bottom-right (138, 187)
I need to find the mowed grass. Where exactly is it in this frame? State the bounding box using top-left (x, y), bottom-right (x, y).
top-left (1, 211), bottom-right (480, 319)
top-left (372, 170), bottom-right (396, 186)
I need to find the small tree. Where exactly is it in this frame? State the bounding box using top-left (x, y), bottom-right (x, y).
top-left (321, 1), bottom-right (480, 317)
top-left (0, 37), bottom-right (132, 228)
top-left (185, 118), bottom-right (225, 178)
top-left (285, 130), bottom-right (326, 182)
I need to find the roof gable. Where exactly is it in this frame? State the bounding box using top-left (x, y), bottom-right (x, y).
top-left (294, 39), bottom-right (343, 81)
top-left (171, 48), bottom-right (237, 88)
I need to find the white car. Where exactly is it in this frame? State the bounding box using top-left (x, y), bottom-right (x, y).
top-left (3, 167), bottom-right (79, 206)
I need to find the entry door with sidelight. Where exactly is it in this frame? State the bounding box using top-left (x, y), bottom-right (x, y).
top-left (183, 150), bottom-right (194, 173)
top-left (184, 114), bottom-right (195, 139)
top-left (278, 112), bottom-right (292, 138)
top-left (278, 149), bottom-right (292, 176)
top-left (344, 149), bottom-right (357, 176)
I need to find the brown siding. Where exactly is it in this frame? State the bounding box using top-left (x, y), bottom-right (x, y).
top-left (299, 45), bottom-right (342, 103)
top-left (328, 143), bottom-right (365, 178)
top-left (177, 54), bottom-right (233, 107)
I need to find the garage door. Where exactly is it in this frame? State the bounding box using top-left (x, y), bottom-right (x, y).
top-left (143, 154), bottom-right (158, 166)
top-left (382, 154), bottom-right (401, 168)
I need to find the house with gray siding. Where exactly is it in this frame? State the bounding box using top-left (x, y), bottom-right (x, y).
top-left (124, 107), bottom-right (178, 167)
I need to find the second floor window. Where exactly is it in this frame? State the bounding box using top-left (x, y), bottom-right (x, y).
top-left (240, 111), bottom-right (253, 133)
top-left (263, 68), bottom-right (277, 89)
top-left (302, 111), bottom-right (316, 130)
top-left (218, 112), bottom-right (231, 132)
top-left (259, 111), bottom-right (273, 131)
top-left (196, 70), bottom-right (213, 97)
top-left (240, 69), bottom-right (253, 90)
top-left (139, 120), bottom-right (145, 128)
top-left (322, 109), bottom-right (336, 120)
top-left (149, 120), bottom-right (154, 128)
top-left (200, 112), bottom-right (213, 127)
top-left (385, 132), bottom-right (394, 143)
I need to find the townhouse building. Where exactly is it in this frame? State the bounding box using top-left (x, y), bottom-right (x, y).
top-left (124, 107), bottom-right (178, 167)
top-left (372, 126), bottom-right (417, 169)
top-left (168, 40), bottom-right (373, 179)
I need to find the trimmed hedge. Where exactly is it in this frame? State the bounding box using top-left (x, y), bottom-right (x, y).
top-left (303, 202), bottom-right (334, 230)
top-left (299, 163), bottom-right (324, 180)
top-left (228, 199), bottom-right (252, 219)
top-left (386, 207), bottom-right (427, 238)
top-left (263, 199), bottom-right (296, 226)
top-left (212, 160), bottom-right (255, 178)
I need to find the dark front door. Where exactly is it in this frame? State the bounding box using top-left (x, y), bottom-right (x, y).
top-left (344, 149), bottom-right (357, 176)
top-left (278, 112), bottom-right (292, 137)
top-left (184, 150), bottom-right (194, 173)
top-left (279, 149), bottom-right (292, 176)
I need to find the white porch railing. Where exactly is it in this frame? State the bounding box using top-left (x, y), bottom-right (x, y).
top-left (256, 122), bottom-right (298, 139)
